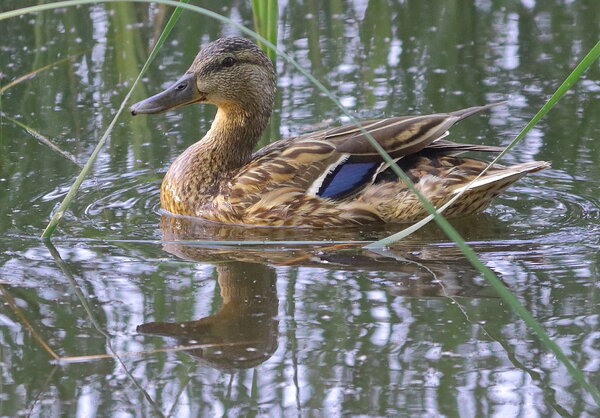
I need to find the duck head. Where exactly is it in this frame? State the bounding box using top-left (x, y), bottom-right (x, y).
top-left (130, 37), bottom-right (276, 116)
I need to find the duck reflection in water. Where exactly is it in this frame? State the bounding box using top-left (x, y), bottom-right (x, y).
top-left (158, 213), bottom-right (503, 297)
top-left (138, 261), bottom-right (278, 371)
top-left (139, 213), bottom-right (508, 369)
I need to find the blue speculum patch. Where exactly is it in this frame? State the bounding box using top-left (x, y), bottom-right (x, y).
top-left (318, 161), bottom-right (381, 200)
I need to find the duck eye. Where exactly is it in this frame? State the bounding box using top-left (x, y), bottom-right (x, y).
top-left (175, 83), bottom-right (186, 91)
top-left (221, 56), bottom-right (236, 67)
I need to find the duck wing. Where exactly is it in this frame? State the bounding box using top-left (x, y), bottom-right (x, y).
top-left (322, 102), bottom-right (504, 157)
top-left (228, 103), bottom-right (504, 203)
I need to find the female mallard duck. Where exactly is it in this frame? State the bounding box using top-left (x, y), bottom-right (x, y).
top-left (131, 37), bottom-right (549, 227)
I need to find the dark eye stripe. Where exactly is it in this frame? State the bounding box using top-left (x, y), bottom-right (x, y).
top-left (198, 58), bottom-right (246, 76)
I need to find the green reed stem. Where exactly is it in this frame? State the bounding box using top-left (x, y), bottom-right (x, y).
top-left (2, 114), bottom-right (81, 166)
top-left (369, 39), bottom-right (600, 247)
top-left (37, 1), bottom-right (188, 237)
top-left (0, 50), bottom-right (88, 95)
top-left (251, 0), bottom-right (278, 60)
top-left (366, 40), bottom-right (600, 404)
top-left (2, 1), bottom-right (599, 404)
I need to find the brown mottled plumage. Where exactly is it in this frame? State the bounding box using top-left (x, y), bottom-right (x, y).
top-left (131, 37), bottom-right (550, 227)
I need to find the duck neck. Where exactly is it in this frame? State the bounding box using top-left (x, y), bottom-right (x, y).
top-left (202, 104), bottom-right (270, 170)
top-left (162, 103), bottom-right (271, 211)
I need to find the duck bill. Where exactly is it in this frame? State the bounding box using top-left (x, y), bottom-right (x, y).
top-left (130, 73), bottom-right (202, 115)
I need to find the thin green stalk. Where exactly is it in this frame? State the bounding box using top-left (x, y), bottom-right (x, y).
top-left (369, 40), bottom-right (600, 247)
top-left (0, 50), bottom-right (87, 95)
top-left (420, 208), bottom-right (600, 404)
top-left (3, 114), bottom-right (81, 166)
top-left (251, 0), bottom-right (278, 60)
top-left (251, 0), bottom-right (263, 51)
top-left (267, 0), bottom-right (278, 57)
top-left (36, 1), bottom-right (188, 237)
top-left (368, 41), bottom-right (600, 403)
top-left (371, 245), bottom-right (572, 415)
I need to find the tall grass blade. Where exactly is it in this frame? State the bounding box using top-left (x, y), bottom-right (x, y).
top-left (0, 284), bottom-right (60, 360)
top-left (2, 114), bottom-right (81, 166)
top-left (365, 40), bottom-right (600, 405)
top-left (372, 246), bottom-right (573, 414)
top-left (36, 1), bottom-right (189, 237)
top-left (2, 1), bottom-right (598, 403)
top-left (266, 0), bottom-right (278, 57)
top-left (368, 40), bottom-right (600, 248)
top-left (251, 0), bottom-right (278, 60)
top-left (424, 213), bottom-right (600, 404)
top-left (0, 50), bottom-right (87, 95)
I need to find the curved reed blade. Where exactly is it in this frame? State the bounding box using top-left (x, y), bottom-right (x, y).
top-left (0, 284), bottom-right (60, 360)
top-left (36, 1), bottom-right (188, 237)
top-left (0, 50), bottom-right (88, 95)
top-left (3, 114), bottom-right (81, 166)
top-left (368, 40), bottom-right (600, 248)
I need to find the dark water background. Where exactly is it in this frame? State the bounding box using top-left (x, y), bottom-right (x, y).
top-left (1, 1), bottom-right (599, 416)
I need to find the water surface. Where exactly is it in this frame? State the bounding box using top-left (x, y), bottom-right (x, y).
top-left (1, 1), bottom-right (599, 416)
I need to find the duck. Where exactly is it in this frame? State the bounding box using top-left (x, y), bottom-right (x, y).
top-left (130, 37), bottom-right (549, 227)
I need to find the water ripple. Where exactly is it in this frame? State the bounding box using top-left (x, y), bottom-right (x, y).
top-left (32, 167), bottom-right (599, 255)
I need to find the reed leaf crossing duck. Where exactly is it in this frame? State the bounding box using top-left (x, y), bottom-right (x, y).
top-left (131, 37), bottom-right (549, 227)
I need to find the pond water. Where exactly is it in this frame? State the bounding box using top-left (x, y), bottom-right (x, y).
top-left (1, 1), bottom-right (599, 416)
